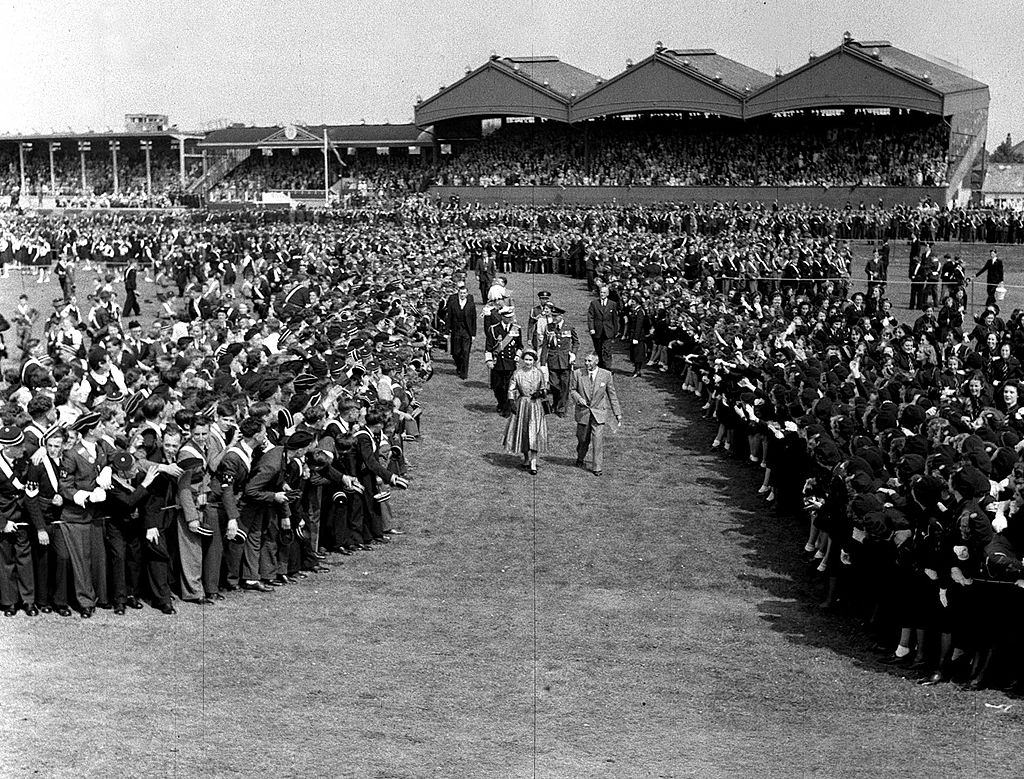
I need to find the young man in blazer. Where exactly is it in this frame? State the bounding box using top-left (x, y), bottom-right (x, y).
top-left (569, 352), bottom-right (622, 476)
top-left (587, 285), bottom-right (620, 370)
top-left (445, 284), bottom-right (476, 380)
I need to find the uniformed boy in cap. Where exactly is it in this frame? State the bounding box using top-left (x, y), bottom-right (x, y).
top-left (0, 426), bottom-right (37, 616)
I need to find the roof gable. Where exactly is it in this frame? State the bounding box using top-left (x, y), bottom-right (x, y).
top-left (415, 60), bottom-right (570, 126)
top-left (572, 53), bottom-right (749, 120)
top-left (500, 57), bottom-right (600, 99)
top-left (746, 45), bottom-right (944, 117)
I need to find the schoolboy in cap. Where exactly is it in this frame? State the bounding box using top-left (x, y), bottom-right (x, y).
top-left (104, 451), bottom-right (159, 614)
top-left (174, 417), bottom-right (221, 605)
top-left (27, 427), bottom-right (71, 615)
top-left (0, 426), bottom-right (37, 616)
top-left (58, 412), bottom-right (109, 617)
top-left (213, 416), bottom-right (264, 593)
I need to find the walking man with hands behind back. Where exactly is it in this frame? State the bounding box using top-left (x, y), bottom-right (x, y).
top-left (570, 352), bottom-right (622, 477)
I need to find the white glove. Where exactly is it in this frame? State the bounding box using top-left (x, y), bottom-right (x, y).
top-left (73, 490), bottom-right (91, 508)
top-left (96, 466), bottom-right (112, 490)
top-left (89, 487), bottom-right (107, 503)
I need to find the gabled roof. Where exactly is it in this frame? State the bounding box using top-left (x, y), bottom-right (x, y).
top-left (571, 48), bottom-right (770, 121)
top-left (500, 56), bottom-right (600, 99)
top-left (660, 49), bottom-right (773, 95)
top-left (414, 56), bottom-right (592, 126)
top-left (848, 41), bottom-right (986, 94)
top-left (200, 124), bottom-right (427, 148)
top-left (983, 164), bottom-right (1024, 194)
top-left (746, 39), bottom-right (988, 118)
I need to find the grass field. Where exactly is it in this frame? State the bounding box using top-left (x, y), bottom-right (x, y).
top-left (1, 248), bottom-right (1024, 777)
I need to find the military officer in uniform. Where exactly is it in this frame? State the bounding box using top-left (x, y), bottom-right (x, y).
top-left (485, 306), bottom-right (523, 416)
top-left (542, 307), bottom-right (579, 417)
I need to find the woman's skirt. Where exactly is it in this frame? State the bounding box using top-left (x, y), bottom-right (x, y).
top-left (502, 396), bottom-right (548, 455)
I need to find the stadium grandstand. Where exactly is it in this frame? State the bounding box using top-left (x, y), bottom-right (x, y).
top-left (196, 123), bottom-right (435, 204)
top-left (0, 33), bottom-right (992, 209)
top-left (0, 114), bottom-right (204, 207)
top-left (416, 33), bottom-right (989, 206)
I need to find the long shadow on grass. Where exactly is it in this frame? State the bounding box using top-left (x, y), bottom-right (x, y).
top-left (643, 369), bottom-right (900, 677)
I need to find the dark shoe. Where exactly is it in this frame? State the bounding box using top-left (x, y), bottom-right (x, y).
top-left (242, 580), bottom-right (272, 593)
top-left (268, 578), bottom-right (285, 587)
top-left (293, 572), bottom-right (309, 579)
top-left (920, 672), bottom-right (948, 686)
top-left (56, 607), bottom-right (72, 617)
top-left (311, 564), bottom-right (330, 573)
top-left (224, 584), bottom-right (240, 592)
top-left (209, 592), bottom-right (226, 601)
top-left (81, 607), bottom-right (95, 619)
top-left (24, 604), bottom-right (39, 617)
top-left (276, 575), bottom-right (296, 585)
top-left (592, 470), bottom-right (602, 477)
top-left (882, 653), bottom-right (913, 667)
top-left (3, 605), bottom-right (18, 617)
top-left (575, 459), bottom-right (585, 468)
top-left (372, 536), bottom-right (391, 544)
top-left (386, 528), bottom-right (407, 535)
top-left (126, 596), bottom-right (144, 610)
top-left (39, 605), bottom-right (53, 614)
top-left (529, 466), bottom-right (538, 475)
top-left (158, 604), bottom-right (177, 615)
top-left (199, 597), bottom-right (215, 605)
top-left (333, 546), bottom-right (353, 556)
top-left (113, 605), bottom-right (126, 615)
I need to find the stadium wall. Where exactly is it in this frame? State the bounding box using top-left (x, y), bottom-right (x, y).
top-left (429, 186), bottom-right (947, 207)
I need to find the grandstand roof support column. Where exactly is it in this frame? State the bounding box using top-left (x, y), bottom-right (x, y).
top-left (48, 142), bottom-right (58, 196)
top-left (110, 140), bottom-right (120, 196)
top-left (176, 135), bottom-right (186, 186)
top-left (77, 140), bottom-right (91, 195)
top-left (140, 140), bottom-right (153, 199)
top-left (17, 142), bottom-right (28, 197)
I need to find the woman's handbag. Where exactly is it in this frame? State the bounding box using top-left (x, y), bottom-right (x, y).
top-left (532, 385), bottom-right (553, 415)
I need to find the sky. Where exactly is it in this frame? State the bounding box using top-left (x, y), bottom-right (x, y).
top-left (0, 0), bottom-right (1020, 143)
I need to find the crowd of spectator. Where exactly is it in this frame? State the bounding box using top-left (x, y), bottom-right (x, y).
top-left (0, 208), bottom-right (443, 618)
top-left (2, 198), bottom-right (1024, 696)
top-left (1, 149), bottom-right (200, 202)
top-left (433, 117), bottom-right (950, 188)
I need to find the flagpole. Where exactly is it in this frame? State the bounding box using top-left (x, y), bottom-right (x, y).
top-left (323, 128), bottom-right (329, 207)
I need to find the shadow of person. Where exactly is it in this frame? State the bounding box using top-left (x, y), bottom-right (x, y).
top-left (481, 451), bottom-right (528, 471)
top-left (464, 402), bottom-right (498, 414)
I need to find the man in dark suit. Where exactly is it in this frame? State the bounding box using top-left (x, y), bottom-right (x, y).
top-left (976, 249), bottom-right (1005, 307)
top-left (477, 254), bottom-right (498, 302)
top-left (569, 353), bottom-right (622, 476)
top-left (444, 284), bottom-right (476, 380)
top-left (587, 285), bottom-right (619, 371)
top-left (123, 260), bottom-right (141, 317)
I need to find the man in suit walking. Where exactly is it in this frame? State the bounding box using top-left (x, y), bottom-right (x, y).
top-left (477, 254), bottom-right (498, 303)
top-left (445, 283), bottom-right (476, 380)
top-left (587, 285), bottom-right (619, 371)
top-left (569, 352), bottom-right (622, 476)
